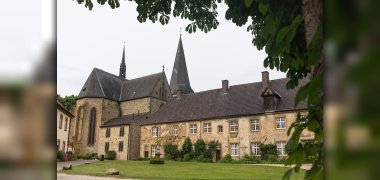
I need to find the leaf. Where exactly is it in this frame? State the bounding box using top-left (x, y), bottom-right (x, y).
top-left (294, 83), bottom-right (309, 106)
top-left (259, 2), bottom-right (269, 15)
top-left (244, 0), bottom-right (254, 8)
top-left (286, 15), bottom-right (303, 43)
top-left (276, 26), bottom-right (289, 45)
top-left (282, 167), bottom-right (294, 180)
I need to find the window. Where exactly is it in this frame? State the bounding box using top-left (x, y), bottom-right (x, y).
top-left (203, 123), bottom-right (211, 133)
top-left (88, 107), bottom-right (96, 144)
top-left (64, 118), bottom-right (68, 131)
top-left (230, 121), bottom-right (238, 133)
top-left (151, 145), bottom-right (157, 157)
top-left (173, 127), bottom-right (178, 136)
top-left (118, 141), bottom-right (124, 152)
top-left (105, 142), bottom-right (109, 152)
top-left (276, 117), bottom-right (286, 129)
top-left (57, 140), bottom-right (60, 150)
top-left (218, 125), bottom-right (223, 133)
top-left (119, 127), bottom-right (124, 137)
top-left (251, 119), bottom-right (260, 131)
top-left (106, 128), bottom-right (111, 138)
top-left (300, 115), bottom-right (307, 125)
top-left (190, 124), bottom-right (197, 134)
top-left (62, 141), bottom-right (66, 152)
top-left (277, 142), bottom-right (286, 156)
top-left (152, 127), bottom-right (158, 137)
top-left (251, 143), bottom-right (260, 155)
top-left (230, 144), bottom-right (239, 156)
top-left (59, 114), bottom-right (63, 129)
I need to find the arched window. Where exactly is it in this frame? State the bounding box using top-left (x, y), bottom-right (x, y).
top-left (75, 107), bottom-right (83, 140)
top-left (88, 107), bottom-right (96, 145)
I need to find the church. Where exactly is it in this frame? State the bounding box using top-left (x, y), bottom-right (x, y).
top-left (69, 36), bottom-right (313, 160)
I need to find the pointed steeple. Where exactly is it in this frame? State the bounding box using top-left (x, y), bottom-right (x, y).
top-left (170, 35), bottom-right (194, 94)
top-left (119, 42), bottom-right (126, 80)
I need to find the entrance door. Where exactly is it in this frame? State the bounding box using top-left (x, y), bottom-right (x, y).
top-left (215, 144), bottom-right (221, 162)
top-left (144, 151), bottom-right (149, 158)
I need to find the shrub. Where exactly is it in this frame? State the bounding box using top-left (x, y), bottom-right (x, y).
top-left (196, 155), bottom-right (205, 162)
top-left (106, 151), bottom-right (116, 160)
top-left (268, 155), bottom-right (278, 163)
top-left (82, 154), bottom-right (93, 160)
top-left (164, 144), bottom-right (179, 160)
top-left (194, 139), bottom-right (206, 158)
top-left (149, 159), bottom-right (165, 164)
top-left (203, 158), bottom-right (213, 163)
top-left (260, 144), bottom-right (277, 161)
top-left (203, 149), bottom-right (212, 159)
top-left (68, 155), bottom-right (77, 161)
top-left (182, 137), bottom-right (193, 155)
top-left (182, 153), bottom-right (191, 161)
top-left (57, 151), bottom-right (64, 161)
top-left (221, 154), bottom-right (232, 162)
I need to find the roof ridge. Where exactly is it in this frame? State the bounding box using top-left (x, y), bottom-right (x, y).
top-left (125, 72), bottom-right (162, 82)
top-left (94, 68), bottom-right (121, 79)
top-left (94, 69), bottom-right (106, 97)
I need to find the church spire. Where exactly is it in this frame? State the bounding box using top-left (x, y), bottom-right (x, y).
top-left (119, 42), bottom-right (126, 80)
top-left (170, 35), bottom-right (194, 94)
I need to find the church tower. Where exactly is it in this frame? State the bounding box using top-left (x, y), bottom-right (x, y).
top-left (119, 43), bottom-right (126, 80)
top-left (170, 35), bottom-right (194, 94)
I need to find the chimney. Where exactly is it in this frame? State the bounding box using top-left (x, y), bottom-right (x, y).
top-left (176, 89), bottom-right (183, 99)
top-left (222, 80), bottom-right (229, 93)
top-left (261, 71), bottom-right (269, 90)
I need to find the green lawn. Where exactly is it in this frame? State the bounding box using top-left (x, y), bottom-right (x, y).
top-left (59, 160), bottom-right (305, 179)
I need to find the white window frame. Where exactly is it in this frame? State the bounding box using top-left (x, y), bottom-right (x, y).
top-left (276, 142), bottom-right (286, 156)
top-left (276, 117), bottom-right (286, 129)
top-left (151, 145), bottom-right (157, 157)
top-left (251, 119), bottom-right (260, 131)
top-left (152, 127), bottom-right (158, 137)
top-left (230, 121), bottom-right (238, 133)
top-left (203, 123), bottom-right (211, 133)
top-left (218, 125), bottom-right (223, 133)
top-left (190, 124), bottom-right (197, 134)
top-left (173, 127), bottom-right (178, 136)
top-left (251, 142), bottom-right (260, 155)
top-left (230, 143), bottom-right (239, 156)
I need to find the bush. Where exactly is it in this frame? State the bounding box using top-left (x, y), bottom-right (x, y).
top-left (82, 154), bottom-right (93, 160)
top-left (182, 153), bottom-right (191, 161)
top-left (182, 137), bottom-right (193, 155)
top-left (268, 155), bottom-right (278, 163)
top-left (260, 144), bottom-right (277, 161)
top-left (203, 149), bottom-right (212, 159)
top-left (164, 144), bottom-right (179, 160)
top-left (68, 155), bottom-right (77, 161)
top-left (221, 154), bottom-right (232, 162)
top-left (57, 151), bottom-right (64, 161)
top-left (196, 155), bottom-right (205, 162)
top-left (150, 159), bottom-right (165, 164)
top-left (106, 151), bottom-right (116, 160)
top-left (194, 139), bottom-right (206, 158)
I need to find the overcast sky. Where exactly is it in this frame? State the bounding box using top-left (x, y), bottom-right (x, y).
top-left (57, 1), bottom-right (286, 96)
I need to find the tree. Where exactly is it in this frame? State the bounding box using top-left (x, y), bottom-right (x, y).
top-left (182, 137), bottom-right (193, 155)
top-left (194, 139), bottom-right (206, 158)
top-left (74, 0), bottom-right (323, 179)
top-left (57, 94), bottom-right (77, 112)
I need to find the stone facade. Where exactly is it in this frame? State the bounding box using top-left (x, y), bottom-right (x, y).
top-left (97, 125), bottom-right (129, 160)
top-left (140, 110), bottom-right (313, 161)
top-left (57, 104), bottom-right (73, 153)
top-left (120, 98), bottom-right (150, 116)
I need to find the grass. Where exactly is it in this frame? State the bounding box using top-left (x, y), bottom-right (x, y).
top-left (58, 160), bottom-right (305, 179)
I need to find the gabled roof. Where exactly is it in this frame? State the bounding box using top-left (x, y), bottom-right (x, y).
top-left (142, 78), bottom-right (308, 125)
top-left (57, 99), bottom-right (74, 118)
top-left (77, 68), bottom-right (163, 102)
top-left (170, 36), bottom-right (194, 94)
top-left (100, 113), bottom-right (150, 128)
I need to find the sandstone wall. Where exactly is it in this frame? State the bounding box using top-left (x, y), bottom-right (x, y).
top-left (120, 98), bottom-right (150, 116)
top-left (98, 125), bottom-right (129, 160)
top-left (140, 110), bottom-right (313, 160)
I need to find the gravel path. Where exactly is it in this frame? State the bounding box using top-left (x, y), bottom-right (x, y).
top-left (57, 159), bottom-right (97, 170)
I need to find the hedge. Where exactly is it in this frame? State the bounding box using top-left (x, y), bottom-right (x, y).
top-left (149, 159), bottom-right (165, 164)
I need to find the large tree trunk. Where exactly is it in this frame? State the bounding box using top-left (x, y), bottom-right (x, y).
top-left (302, 0), bottom-right (323, 47)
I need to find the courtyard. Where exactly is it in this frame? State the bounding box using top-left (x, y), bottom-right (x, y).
top-left (58, 160), bottom-right (306, 179)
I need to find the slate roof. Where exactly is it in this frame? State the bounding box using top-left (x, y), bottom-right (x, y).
top-left (170, 36), bottom-right (194, 94)
top-left (100, 113), bottom-right (150, 127)
top-left (142, 78), bottom-right (308, 125)
top-left (77, 68), bottom-right (163, 101)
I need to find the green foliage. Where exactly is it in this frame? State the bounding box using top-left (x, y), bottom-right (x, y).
top-left (268, 154), bottom-right (278, 163)
top-left (57, 94), bottom-right (77, 111)
top-left (182, 137), bottom-right (193, 155)
top-left (106, 150), bottom-right (116, 160)
top-left (164, 144), bottom-right (180, 160)
top-left (149, 159), bottom-right (165, 164)
top-left (194, 139), bottom-right (206, 158)
top-left (259, 144), bottom-right (277, 161)
top-left (57, 151), bottom-right (64, 161)
top-left (182, 153), bottom-right (191, 162)
top-left (221, 154), bottom-right (232, 163)
top-left (196, 154), bottom-right (205, 162)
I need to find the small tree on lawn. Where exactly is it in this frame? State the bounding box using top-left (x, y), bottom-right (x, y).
top-left (182, 137), bottom-right (193, 155)
top-left (194, 139), bottom-right (206, 158)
